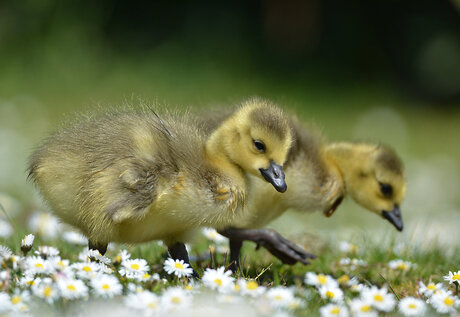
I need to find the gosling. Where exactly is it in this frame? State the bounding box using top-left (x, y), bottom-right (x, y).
top-left (212, 116), bottom-right (406, 269)
top-left (28, 99), bottom-right (293, 268)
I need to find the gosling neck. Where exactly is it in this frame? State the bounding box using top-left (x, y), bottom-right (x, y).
top-left (205, 125), bottom-right (246, 189)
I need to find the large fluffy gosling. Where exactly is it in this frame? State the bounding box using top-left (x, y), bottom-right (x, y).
top-left (27, 100), bottom-right (292, 267)
top-left (218, 117), bottom-right (406, 268)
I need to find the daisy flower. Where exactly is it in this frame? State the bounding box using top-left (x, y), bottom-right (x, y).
top-left (398, 297), bottom-right (426, 316)
top-left (10, 290), bottom-right (30, 313)
top-left (443, 270), bottom-right (460, 285)
top-left (349, 298), bottom-right (378, 317)
top-left (418, 281), bottom-right (444, 297)
top-left (18, 274), bottom-right (39, 288)
top-left (287, 297), bottom-right (305, 310)
top-left (429, 290), bottom-right (460, 314)
top-left (202, 228), bottom-right (227, 243)
top-left (304, 272), bottom-right (338, 288)
top-left (90, 274), bottom-right (122, 298)
top-left (0, 245), bottom-right (13, 259)
top-left (32, 278), bottom-right (59, 304)
top-left (28, 211), bottom-right (61, 239)
top-left (120, 258), bottom-right (149, 278)
top-left (0, 292), bottom-right (12, 314)
top-left (338, 241), bottom-right (359, 254)
top-left (50, 257), bottom-right (71, 273)
top-left (160, 287), bottom-right (192, 311)
top-left (61, 231), bottom-right (88, 245)
top-left (21, 234), bottom-right (35, 254)
top-left (78, 248), bottom-right (111, 264)
top-left (163, 258), bottom-right (194, 278)
top-left (265, 287), bottom-right (295, 309)
top-left (319, 303), bottom-right (349, 317)
top-left (71, 262), bottom-right (100, 279)
top-left (237, 279), bottom-right (266, 297)
top-left (35, 245), bottom-right (60, 259)
top-left (24, 256), bottom-right (53, 275)
top-left (57, 278), bottom-right (88, 300)
top-left (0, 219), bottom-right (13, 239)
top-left (125, 290), bottom-right (159, 314)
top-left (388, 259), bottom-right (415, 272)
top-left (319, 285), bottom-right (344, 303)
top-left (361, 286), bottom-right (396, 312)
top-left (202, 267), bottom-right (234, 292)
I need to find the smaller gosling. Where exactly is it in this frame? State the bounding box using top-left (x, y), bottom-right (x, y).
top-left (216, 117), bottom-right (406, 268)
top-left (27, 100), bottom-right (293, 269)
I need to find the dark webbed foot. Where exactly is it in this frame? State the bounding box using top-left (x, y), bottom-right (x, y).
top-left (168, 242), bottom-right (200, 279)
top-left (88, 241), bottom-right (108, 256)
top-left (220, 228), bottom-right (316, 266)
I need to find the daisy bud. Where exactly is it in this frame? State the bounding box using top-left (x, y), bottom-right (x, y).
top-left (21, 234), bottom-right (35, 255)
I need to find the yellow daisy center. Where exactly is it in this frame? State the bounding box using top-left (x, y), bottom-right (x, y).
top-left (184, 285), bottom-right (194, 291)
top-left (115, 255), bottom-right (121, 263)
top-left (131, 264), bottom-right (140, 270)
top-left (317, 274), bottom-right (327, 285)
top-left (274, 295), bottom-right (283, 300)
top-left (43, 286), bottom-right (52, 298)
top-left (67, 284), bottom-right (76, 291)
top-left (374, 294), bottom-right (384, 302)
top-left (338, 275), bottom-right (350, 284)
top-left (246, 281), bottom-right (258, 290)
top-left (361, 305), bottom-right (371, 312)
top-left (326, 291), bottom-right (335, 298)
top-left (397, 263), bottom-right (408, 270)
top-left (171, 296), bottom-right (181, 304)
top-left (35, 263), bottom-right (44, 269)
top-left (408, 303), bottom-right (417, 309)
top-left (11, 296), bottom-right (21, 305)
top-left (82, 266), bottom-right (92, 272)
top-left (148, 302), bottom-right (157, 309)
top-left (214, 278), bottom-right (223, 286)
top-left (58, 261), bottom-right (65, 269)
top-left (452, 274), bottom-right (460, 281)
top-left (427, 284), bottom-right (436, 290)
top-left (26, 280), bottom-right (35, 286)
top-left (143, 273), bottom-right (150, 279)
top-left (174, 262), bottom-right (184, 270)
top-left (234, 284), bottom-right (241, 292)
top-left (331, 307), bottom-right (340, 315)
top-left (102, 284), bottom-right (110, 290)
top-left (444, 297), bottom-right (454, 306)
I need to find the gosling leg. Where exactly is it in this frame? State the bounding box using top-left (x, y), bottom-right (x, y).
top-left (88, 241), bottom-right (108, 256)
top-left (168, 242), bottom-right (200, 278)
top-left (219, 228), bottom-right (316, 266)
top-left (229, 238), bottom-right (243, 272)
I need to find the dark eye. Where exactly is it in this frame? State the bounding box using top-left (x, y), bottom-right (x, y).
top-left (380, 182), bottom-right (393, 197)
top-left (253, 140), bottom-right (266, 153)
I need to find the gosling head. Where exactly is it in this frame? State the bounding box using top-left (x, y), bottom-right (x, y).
top-left (209, 98), bottom-right (293, 193)
top-left (342, 144), bottom-right (406, 231)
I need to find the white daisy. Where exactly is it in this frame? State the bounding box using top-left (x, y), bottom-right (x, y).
top-left (90, 274), bottom-right (122, 298)
top-left (0, 245), bottom-right (13, 259)
top-left (398, 297), bottom-right (426, 316)
top-left (71, 262), bottom-right (100, 279)
top-left (120, 258), bottom-right (149, 278)
top-left (127, 283), bottom-right (145, 294)
top-left (163, 258), bottom-right (194, 278)
top-left (338, 241), bottom-right (359, 254)
top-left (62, 231), bottom-right (88, 245)
top-left (287, 297), bottom-right (305, 310)
top-left (304, 272), bottom-right (338, 288)
top-left (50, 257), bottom-right (71, 274)
top-left (21, 234), bottom-right (35, 253)
top-left (24, 256), bottom-right (53, 275)
top-left (18, 274), bottom-right (39, 288)
top-left (429, 290), bottom-right (460, 314)
top-left (202, 267), bottom-right (234, 292)
top-left (443, 270), bottom-right (460, 285)
top-left (35, 245), bottom-right (60, 259)
top-left (10, 290), bottom-right (30, 313)
top-left (31, 278), bottom-right (59, 304)
top-left (418, 281), bottom-right (444, 297)
top-left (160, 287), bottom-right (192, 311)
top-left (118, 249), bottom-right (131, 262)
top-left (319, 303), bottom-right (349, 317)
top-left (0, 219), bottom-right (13, 239)
top-left (78, 248), bottom-right (111, 264)
top-left (237, 279), bottom-right (266, 297)
top-left (266, 287), bottom-right (295, 309)
top-left (57, 278), bottom-right (88, 300)
top-left (202, 228), bottom-right (227, 243)
top-left (349, 298), bottom-right (378, 317)
top-left (0, 292), bottom-right (12, 314)
top-left (28, 211), bottom-right (61, 239)
top-left (388, 259), bottom-right (415, 272)
top-left (133, 272), bottom-right (155, 283)
top-left (319, 285), bottom-right (344, 303)
top-left (361, 286), bottom-right (396, 312)
top-left (125, 290), bottom-right (159, 313)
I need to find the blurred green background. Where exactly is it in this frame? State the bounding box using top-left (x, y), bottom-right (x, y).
top-left (1, 1), bottom-right (460, 249)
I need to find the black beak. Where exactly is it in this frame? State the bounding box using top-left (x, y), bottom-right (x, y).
top-left (259, 161), bottom-right (287, 193)
top-left (382, 205), bottom-right (403, 231)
